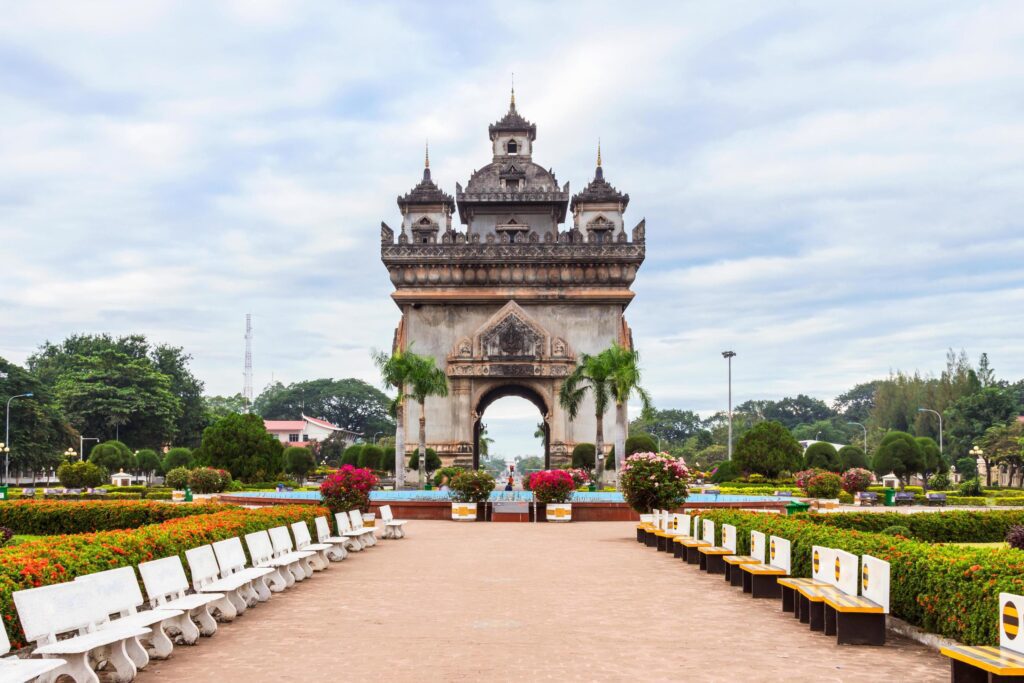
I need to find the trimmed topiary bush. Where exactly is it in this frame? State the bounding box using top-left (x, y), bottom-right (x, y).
top-left (408, 448), bottom-right (441, 473)
top-left (359, 444), bottom-right (384, 471)
top-left (571, 443), bottom-right (596, 469)
top-left (188, 467), bottom-right (226, 493)
top-left (959, 478), bottom-right (983, 497)
top-left (804, 442), bottom-right (840, 472)
top-left (284, 446), bottom-right (316, 478)
top-left (162, 447), bottom-right (193, 472)
top-left (805, 471), bottom-right (842, 499)
top-left (341, 444), bottom-right (363, 467)
top-left (164, 466), bottom-right (191, 490)
top-left (709, 460), bottom-right (738, 483)
top-left (56, 461), bottom-right (107, 489)
top-left (88, 440), bottom-right (135, 474)
top-left (838, 490), bottom-right (854, 504)
top-left (837, 445), bottom-right (868, 470)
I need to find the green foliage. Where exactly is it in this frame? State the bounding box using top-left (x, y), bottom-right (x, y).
top-left (162, 447), bottom-right (192, 471)
top-left (837, 445), bottom-right (868, 470)
top-left (193, 412), bottom-right (283, 482)
top-left (164, 467), bottom-right (191, 490)
top-left (571, 443), bottom-right (596, 470)
top-left (0, 500), bottom-right (230, 535)
top-left (805, 471), bottom-right (842, 498)
top-left (284, 447), bottom-right (316, 478)
top-left (881, 525), bottom-right (912, 537)
top-left (803, 442), bottom-right (840, 471)
top-left (956, 457), bottom-right (979, 479)
top-left (341, 444), bottom-right (363, 467)
top-left (0, 357), bottom-right (73, 476)
top-left (734, 421), bottom-right (803, 478)
top-left (709, 460), bottom-right (739, 483)
top-left (959, 478), bottom-right (983, 496)
top-left (358, 444), bottom-right (384, 470)
top-left (450, 470), bottom-right (495, 503)
top-left (433, 466), bottom-right (464, 487)
top-left (946, 386), bottom-right (1020, 457)
top-left (928, 472), bottom-right (951, 490)
top-left (379, 446), bottom-right (396, 473)
top-left (872, 431), bottom-right (923, 483)
top-left (88, 440), bottom-right (135, 473)
top-left (796, 509), bottom-right (1024, 542)
top-left (202, 394), bottom-right (249, 423)
top-left (838, 490), bottom-right (854, 504)
top-left (606, 434), bottom-right (659, 470)
top-left (188, 467), bottom-right (227, 493)
top-left (560, 351), bottom-right (612, 479)
top-left (55, 461), bottom-right (107, 489)
top-left (254, 378), bottom-right (395, 439)
top-left (694, 444), bottom-right (728, 469)
top-left (135, 449), bottom-right (162, 476)
top-left (915, 436), bottom-right (943, 473)
top-left (408, 448), bottom-right (440, 473)
top-left (618, 453), bottom-right (689, 513)
top-left (629, 408), bottom-right (707, 450)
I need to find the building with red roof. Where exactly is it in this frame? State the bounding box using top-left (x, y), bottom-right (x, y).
top-left (264, 414), bottom-right (361, 449)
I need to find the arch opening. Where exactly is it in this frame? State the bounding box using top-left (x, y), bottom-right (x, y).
top-left (473, 384), bottom-right (550, 474)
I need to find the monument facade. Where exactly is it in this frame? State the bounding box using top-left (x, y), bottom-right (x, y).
top-left (380, 92), bottom-right (646, 468)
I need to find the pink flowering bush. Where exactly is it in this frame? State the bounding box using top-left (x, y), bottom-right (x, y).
top-left (841, 468), bottom-right (873, 494)
top-left (793, 468), bottom-right (823, 491)
top-left (528, 470), bottom-right (576, 504)
top-left (564, 468), bottom-right (591, 488)
top-left (319, 465), bottom-right (379, 513)
top-left (619, 452), bottom-right (690, 513)
top-left (805, 471), bottom-right (842, 499)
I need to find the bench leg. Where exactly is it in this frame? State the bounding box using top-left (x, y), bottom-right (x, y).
top-left (706, 555), bottom-right (725, 575)
top-left (781, 586), bottom-right (795, 613)
top-left (227, 587), bottom-right (249, 615)
top-left (751, 574), bottom-right (781, 599)
top-left (252, 575), bottom-right (272, 601)
top-left (265, 566), bottom-right (289, 591)
top-left (687, 549), bottom-right (701, 565)
top-left (949, 659), bottom-right (988, 683)
top-left (106, 639), bottom-right (140, 682)
top-left (191, 606), bottom-right (218, 637)
top-left (808, 601), bottom-right (825, 631)
top-left (327, 543), bottom-right (347, 561)
top-left (309, 551), bottom-right (328, 571)
top-left (210, 593), bottom-right (237, 621)
top-left (646, 533), bottom-right (657, 548)
top-left (636, 528), bottom-right (644, 543)
top-left (125, 635), bottom-right (150, 669)
top-left (730, 567), bottom-right (745, 587)
top-left (299, 556), bottom-right (315, 578)
top-left (43, 652), bottom-right (97, 683)
top-left (699, 552), bottom-right (708, 571)
top-left (146, 620), bottom-right (175, 659)
top-left (742, 571), bottom-right (753, 594)
top-left (673, 543), bottom-right (683, 559)
top-left (835, 612), bottom-right (886, 646)
top-left (173, 610), bottom-right (202, 643)
top-left (823, 604), bottom-right (837, 636)
top-left (239, 581), bottom-right (259, 606)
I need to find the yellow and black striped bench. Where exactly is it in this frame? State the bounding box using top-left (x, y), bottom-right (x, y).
top-left (723, 555), bottom-right (761, 586)
top-left (697, 545), bottom-right (732, 574)
top-left (821, 591), bottom-right (886, 645)
top-left (777, 577), bottom-right (830, 617)
top-left (739, 562), bottom-right (788, 599)
top-left (671, 534), bottom-right (692, 559)
top-left (940, 645), bottom-right (1024, 681)
top-left (790, 582), bottom-right (843, 631)
top-left (678, 537), bottom-right (710, 565)
top-left (636, 523), bottom-right (655, 544)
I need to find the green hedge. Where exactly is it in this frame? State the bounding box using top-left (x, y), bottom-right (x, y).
top-left (700, 510), bottom-right (1024, 644)
top-left (0, 504), bottom-right (324, 649)
top-left (794, 510), bottom-right (1024, 542)
top-left (0, 500), bottom-right (234, 535)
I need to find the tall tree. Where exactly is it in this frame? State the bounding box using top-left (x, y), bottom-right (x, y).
top-left (603, 343), bottom-right (652, 472)
top-left (832, 381), bottom-right (880, 423)
top-left (629, 408), bottom-right (706, 448)
top-left (254, 378), bottom-right (394, 438)
top-left (150, 344), bottom-right (206, 447)
top-left (0, 357), bottom-right (74, 482)
top-left (203, 394), bottom-right (249, 422)
top-left (946, 387), bottom-right (1019, 461)
top-left (404, 354), bottom-right (449, 487)
top-left (373, 348), bottom-right (416, 487)
top-left (764, 394), bottom-right (834, 430)
top-left (733, 421), bottom-right (802, 478)
top-left (872, 432), bottom-right (924, 485)
top-left (192, 413), bottom-right (283, 482)
top-left (559, 352), bottom-right (612, 484)
top-left (979, 421), bottom-right (1024, 487)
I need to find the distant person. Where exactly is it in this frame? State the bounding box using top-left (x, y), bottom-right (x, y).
top-left (439, 475), bottom-right (450, 493)
top-left (504, 477), bottom-right (514, 492)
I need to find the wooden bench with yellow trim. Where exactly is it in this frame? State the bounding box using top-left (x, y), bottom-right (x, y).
top-left (636, 512), bottom-right (656, 544)
top-left (678, 537), bottom-right (710, 565)
top-left (940, 592), bottom-right (1024, 681)
top-left (819, 552), bottom-right (889, 645)
top-left (779, 546), bottom-right (836, 618)
top-left (697, 521), bottom-right (738, 574)
top-left (724, 530), bottom-right (767, 586)
top-left (740, 535), bottom-right (791, 599)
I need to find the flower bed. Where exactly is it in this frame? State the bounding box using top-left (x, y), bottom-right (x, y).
top-left (795, 509), bottom-right (1024, 542)
top-left (528, 470), bottom-right (575, 504)
top-left (0, 504), bottom-right (323, 648)
top-left (700, 509), bottom-right (1024, 644)
top-left (0, 500), bottom-right (234, 535)
top-left (620, 452), bottom-right (689, 513)
top-left (319, 466), bottom-right (378, 513)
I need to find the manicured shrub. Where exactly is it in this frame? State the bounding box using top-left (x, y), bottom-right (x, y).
top-left (56, 461), bottom-right (107, 489)
top-left (341, 444), bottom-right (363, 467)
top-left (450, 470), bottom-right (496, 504)
top-left (804, 442), bottom-right (840, 471)
top-left (527, 470), bottom-right (575, 504)
top-left (188, 467), bottom-right (226, 493)
top-left (193, 413), bottom-right (285, 482)
top-left (959, 478), bottom-right (983, 496)
top-left (798, 509), bottom-right (1024, 542)
top-left (606, 434), bottom-right (660, 470)
top-left (135, 449), bottom-right (162, 477)
top-left (433, 466), bottom-right (464, 488)
top-left (841, 468), bottom-right (873, 494)
top-left (0, 504), bottom-right (321, 648)
top-left (379, 446), bottom-right (396, 473)
top-left (164, 467), bottom-right (192, 490)
top-left (734, 421), bottom-right (803, 478)
top-left (928, 472), bottom-right (951, 490)
top-left (359, 445), bottom-right (384, 471)
top-left (837, 445), bottom-right (868, 470)
top-left (571, 443), bottom-right (596, 469)
top-left (881, 525), bottom-right (912, 538)
top-left (0, 500), bottom-right (230, 535)
top-left (805, 472), bottom-right (842, 499)
top-left (871, 431), bottom-right (923, 483)
top-left (319, 465), bottom-right (378, 513)
top-left (709, 460), bottom-right (738, 484)
top-left (838, 490), bottom-right (854, 504)
top-left (619, 453), bottom-right (690, 513)
top-left (1006, 525), bottom-right (1024, 550)
top-left (88, 440), bottom-right (135, 474)
top-left (408, 448), bottom-right (441, 472)
top-left (162, 447), bottom-right (193, 472)
top-left (747, 473), bottom-right (766, 484)
top-left (284, 446), bottom-right (316, 478)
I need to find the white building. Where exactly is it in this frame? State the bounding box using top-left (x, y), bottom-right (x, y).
top-left (264, 414), bottom-right (360, 449)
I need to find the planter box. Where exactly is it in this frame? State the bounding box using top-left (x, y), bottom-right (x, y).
top-left (546, 503), bottom-right (572, 522)
top-left (171, 490), bottom-right (186, 502)
top-left (452, 502), bottom-right (477, 521)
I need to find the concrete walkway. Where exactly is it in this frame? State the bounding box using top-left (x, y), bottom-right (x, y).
top-left (136, 521), bottom-right (947, 682)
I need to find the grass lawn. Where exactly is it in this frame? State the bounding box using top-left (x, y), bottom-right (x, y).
top-left (7, 535), bottom-right (41, 546)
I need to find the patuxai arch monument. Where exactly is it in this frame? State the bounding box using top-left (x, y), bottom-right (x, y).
top-left (380, 92), bottom-right (646, 469)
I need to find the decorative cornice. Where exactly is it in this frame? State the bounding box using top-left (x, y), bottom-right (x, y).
top-left (381, 241), bottom-right (644, 264)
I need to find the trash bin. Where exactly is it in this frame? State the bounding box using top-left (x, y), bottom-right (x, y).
top-left (0, 485), bottom-right (7, 501)
top-left (785, 501), bottom-right (811, 515)
top-left (184, 487), bottom-right (193, 503)
top-left (884, 488), bottom-right (896, 507)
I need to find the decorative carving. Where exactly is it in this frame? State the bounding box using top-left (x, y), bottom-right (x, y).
top-left (631, 218), bottom-right (646, 243)
top-left (456, 338), bottom-right (473, 358)
top-left (482, 315), bottom-right (542, 359)
top-left (398, 232), bottom-right (408, 244)
top-left (486, 233), bottom-right (495, 244)
top-left (551, 337), bottom-right (568, 358)
top-left (380, 221), bottom-right (394, 243)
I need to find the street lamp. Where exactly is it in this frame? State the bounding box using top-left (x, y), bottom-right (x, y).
top-left (970, 445), bottom-right (984, 483)
top-left (722, 351), bottom-right (736, 461)
top-left (4, 392), bottom-right (33, 484)
top-left (373, 432), bottom-right (383, 444)
top-left (79, 436), bottom-right (100, 460)
top-left (917, 408), bottom-right (943, 456)
top-left (63, 448), bottom-right (76, 460)
top-left (816, 431), bottom-right (822, 441)
top-left (848, 422), bottom-right (868, 454)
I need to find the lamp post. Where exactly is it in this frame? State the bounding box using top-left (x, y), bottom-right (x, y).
top-left (63, 448), bottom-right (76, 460)
top-left (917, 408), bottom-right (943, 456)
top-left (373, 432), bottom-right (383, 445)
top-left (970, 445), bottom-right (984, 484)
top-left (79, 436), bottom-right (100, 460)
top-left (721, 351), bottom-right (736, 461)
top-left (4, 393), bottom-right (33, 484)
top-left (848, 422), bottom-right (868, 454)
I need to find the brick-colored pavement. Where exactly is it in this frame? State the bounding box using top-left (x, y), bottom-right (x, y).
top-left (136, 521), bottom-right (947, 682)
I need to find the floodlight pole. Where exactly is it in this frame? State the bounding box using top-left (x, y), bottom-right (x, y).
top-left (722, 351), bottom-right (736, 461)
top-left (5, 393), bottom-right (33, 484)
top-left (917, 408), bottom-right (943, 456)
top-left (849, 421), bottom-right (868, 454)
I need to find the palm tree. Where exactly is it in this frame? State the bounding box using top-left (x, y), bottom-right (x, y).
top-left (405, 354), bottom-right (449, 487)
top-left (559, 352), bottom-right (612, 484)
top-left (603, 342), bottom-right (652, 471)
top-left (372, 347), bottom-right (415, 487)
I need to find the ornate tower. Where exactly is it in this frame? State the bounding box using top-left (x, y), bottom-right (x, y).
top-left (380, 94), bottom-right (646, 469)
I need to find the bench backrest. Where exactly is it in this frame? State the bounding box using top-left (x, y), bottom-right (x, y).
top-left (862, 555), bottom-right (890, 614)
top-left (692, 515), bottom-right (701, 540)
top-left (722, 524), bottom-right (737, 553)
top-left (380, 505), bottom-right (394, 522)
top-left (269, 525), bottom-right (295, 554)
top-left (1000, 592), bottom-right (1024, 653)
top-left (13, 580), bottom-right (99, 645)
top-left (75, 566), bottom-right (143, 619)
top-left (315, 516), bottom-right (333, 543)
top-left (185, 544), bottom-right (223, 590)
top-left (768, 536), bottom-right (791, 574)
top-left (832, 548), bottom-right (859, 595)
top-left (245, 530), bottom-right (275, 565)
top-left (811, 546), bottom-right (835, 584)
top-left (750, 530), bottom-right (766, 563)
top-left (213, 536), bottom-right (249, 577)
top-left (702, 519), bottom-right (715, 546)
top-left (651, 509), bottom-right (662, 529)
top-left (348, 509), bottom-right (364, 530)
top-left (638, 514), bottom-right (653, 525)
top-left (291, 521), bottom-right (313, 549)
top-left (676, 513), bottom-right (691, 535)
top-left (0, 619), bottom-right (10, 655)
top-left (336, 511), bottom-right (353, 533)
top-left (138, 555), bottom-right (190, 606)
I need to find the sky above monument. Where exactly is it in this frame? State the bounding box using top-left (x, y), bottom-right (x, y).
top-left (1, 1), bottom-right (1022, 457)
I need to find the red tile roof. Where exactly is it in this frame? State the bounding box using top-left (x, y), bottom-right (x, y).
top-left (264, 420), bottom-right (305, 431)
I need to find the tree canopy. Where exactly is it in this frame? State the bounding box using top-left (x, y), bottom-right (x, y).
top-left (872, 431), bottom-right (924, 483)
top-left (192, 413), bottom-right (283, 482)
top-left (733, 421), bottom-right (802, 477)
top-left (254, 378), bottom-right (394, 438)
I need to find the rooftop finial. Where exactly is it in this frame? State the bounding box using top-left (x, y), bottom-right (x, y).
top-left (425, 140), bottom-right (430, 169)
top-left (510, 72), bottom-right (515, 109)
top-left (597, 138), bottom-right (602, 167)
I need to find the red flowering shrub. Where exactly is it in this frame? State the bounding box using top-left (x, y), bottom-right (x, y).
top-left (564, 468), bottom-right (591, 488)
top-left (805, 472), bottom-right (842, 499)
top-left (0, 500), bottom-right (232, 535)
top-left (188, 467), bottom-right (227, 493)
top-left (619, 452), bottom-right (690, 513)
top-left (528, 470), bottom-right (575, 504)
top-left (319, 465), bottom-right (379, 513)
top-left (793, 468), bottom-right (822, 491)
top-left (0, 504), bottom-right (323, 649)
top-left (449, 470), bottom-right (495, 503)
top-left (841, 468), bottom-right (873, 494)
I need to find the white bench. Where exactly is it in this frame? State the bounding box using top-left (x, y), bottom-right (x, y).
top-left (335, 512), bottom-right (374, 551)
top-left (378, 505), bottom-right (407, 539)
top-left (291, 521), bottom-right (334, 570)
top-left (0, 625), bottom-right (65, 683)
top-left (244, 531), bottom-right (297, 591)
top-left (269, 526), bottom-right (316, 580)
top-left (13, 579), bottom-right (151, 683)
top-left (313, 515), bottom-right (349, 561)
top-left (821, 552), bottom-right (889, 645)
top-left (347, 509), bottom-right (378, 547)
top-left (137, 555), bottom-right (222, 641)
top-left (213, 536), bottom-right (276, 602)
top-left (185, 544), bottom-right (257, 620)
top-left (75, 566), bottom-right (185, 661)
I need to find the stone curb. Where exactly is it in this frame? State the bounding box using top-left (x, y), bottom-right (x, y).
top-left (888, 615), bottom-right (959, 651)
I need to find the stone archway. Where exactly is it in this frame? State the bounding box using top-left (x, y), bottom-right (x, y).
top-left (472, 383), bottom-right (551, 470)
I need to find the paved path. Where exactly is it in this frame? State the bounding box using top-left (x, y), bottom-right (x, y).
top-left (137, 521), bottom-right (947, 682)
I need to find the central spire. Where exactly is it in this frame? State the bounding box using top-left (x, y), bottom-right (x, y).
top-left (510, 72), bottom-right (516, 109)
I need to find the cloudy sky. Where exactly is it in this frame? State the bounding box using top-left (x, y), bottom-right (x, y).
top-left (1, 1), bottom-right (1022, 457)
